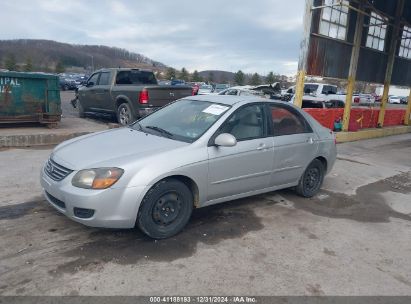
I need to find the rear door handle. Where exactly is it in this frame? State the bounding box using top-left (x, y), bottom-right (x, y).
top-left (306, 137), bottom-right (315, 144)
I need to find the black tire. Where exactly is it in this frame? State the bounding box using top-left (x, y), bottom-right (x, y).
top-left (137, 179), bottom-right (193, 239)
top-left (78, 100), bottom-right (85, 118)
top-left (117, 103), bottom-right (136, 126)
top-left (295, 159), bottom-right (325, 198)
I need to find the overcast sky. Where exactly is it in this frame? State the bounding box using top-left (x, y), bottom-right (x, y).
top-left (0, 0), bottom-right (304, 75)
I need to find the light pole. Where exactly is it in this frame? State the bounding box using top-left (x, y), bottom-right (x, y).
top-left (89, 55), bottom-right (94, 72)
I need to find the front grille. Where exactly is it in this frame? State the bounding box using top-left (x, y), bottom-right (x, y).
top-left (44, 158), bottom-right (73, 181)
top-left (45, 191), bottom-right (66, 209)
top-left (73, 207), bottom-right (95, 219)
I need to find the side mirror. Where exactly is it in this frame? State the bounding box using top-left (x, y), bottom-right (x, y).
top-left (86, 81), bottom-right (94, 87)
top-left (214, 133), bottom-right (237, 147)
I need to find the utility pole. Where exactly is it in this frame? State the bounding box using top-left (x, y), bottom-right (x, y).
top-left (89, 55), bottom-right (94, 72)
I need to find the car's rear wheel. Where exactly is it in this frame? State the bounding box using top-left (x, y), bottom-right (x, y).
top-left (295, 159), bottom-right (325, 198)
top-left (117, 103), bottom-right (135, 126)
top-left (137, 179), bottom-right (193, 239)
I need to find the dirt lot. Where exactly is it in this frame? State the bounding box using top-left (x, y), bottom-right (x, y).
top-left (0, 131), bottom-right (410, 296)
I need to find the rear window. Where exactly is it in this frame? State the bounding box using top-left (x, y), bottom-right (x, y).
top-left (115, 70), bottom-right (157, 85)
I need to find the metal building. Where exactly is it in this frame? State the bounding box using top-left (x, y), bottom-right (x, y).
top-left (296, 0), bottom-right (411, 131)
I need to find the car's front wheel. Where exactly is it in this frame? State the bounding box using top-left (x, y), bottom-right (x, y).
top-left (295, 159), bottom-right (325, 197)
top-left (137, 179), bottom-right (193, 239)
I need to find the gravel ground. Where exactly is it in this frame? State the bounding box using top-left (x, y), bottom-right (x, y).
top-left (0, 133), bottom-right (410, 296)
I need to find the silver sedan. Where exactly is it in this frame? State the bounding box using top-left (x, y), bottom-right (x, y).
top-left (40, 95), bottom-right (336, 239)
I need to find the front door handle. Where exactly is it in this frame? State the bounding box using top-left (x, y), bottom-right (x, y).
top-left (306, 137), bottom-right (314, 144)
top-left (256, 143), bottom-right (267, 150)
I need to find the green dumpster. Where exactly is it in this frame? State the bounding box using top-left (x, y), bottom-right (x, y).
top-left (0, 71), bottom-right (61, 126)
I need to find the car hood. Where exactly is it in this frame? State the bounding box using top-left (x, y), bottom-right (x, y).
top-left (52, 127), bottom-right (188, 170)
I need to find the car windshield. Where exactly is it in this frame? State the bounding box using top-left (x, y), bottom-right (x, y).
top-left (200, 85), bottom-right (212, 90)
top-left (134, 99), bottom-right (230, 143)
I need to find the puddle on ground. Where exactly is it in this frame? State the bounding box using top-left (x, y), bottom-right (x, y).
top-left (279, 172), bottom-right (411, 223)
top-left (51, 197), bottom-right (264, 275)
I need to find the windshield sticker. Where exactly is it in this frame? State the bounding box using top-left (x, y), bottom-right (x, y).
top-left (202, 104), bottom-right (229, 115)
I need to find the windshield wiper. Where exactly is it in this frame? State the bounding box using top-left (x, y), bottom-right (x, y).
top-left (144, 125), bottom-right (174, 138)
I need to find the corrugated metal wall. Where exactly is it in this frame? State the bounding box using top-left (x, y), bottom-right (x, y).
top-left (306, 0), bottom-right (411, 86)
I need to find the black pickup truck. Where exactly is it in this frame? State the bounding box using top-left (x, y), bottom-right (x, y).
top-left (77, 68), bottom-right (193, 125)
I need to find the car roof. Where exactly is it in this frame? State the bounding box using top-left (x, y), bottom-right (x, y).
top-left (186, 94), bottom-right (289, 106)
top-left (96, 68), bottom-right (154, 73)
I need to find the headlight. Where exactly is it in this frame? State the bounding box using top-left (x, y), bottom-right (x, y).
top-left (72, 168), bottom-right (124, 189)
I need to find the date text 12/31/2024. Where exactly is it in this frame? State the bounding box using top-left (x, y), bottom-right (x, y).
top-left (149, 296), bottom-right (257, 303)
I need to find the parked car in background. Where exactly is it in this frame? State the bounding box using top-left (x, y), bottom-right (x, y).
top-left (298, 96), bottom-right (345, 109)
top-left (158, 80), bottom-right (171, 86)
top-left (251, 83), bottom-right (282, 99)
top-left (171, 79), bottom-right (186, 86)
top-left (77, 68), bottom-right (192, 125)
top-left (371, 93), bottom-right (382, 102)
top-left (198, 84), bottom-right (214, 95)
top-left (325, 99), bottom-right (346, 108)
top-left (281, 86), bottom-right (295, 101)
top-left (388, 95), bottom-right (401, 104)
top-left (285, 83), bottom-right (362, 104)
top-left (400, 96), bottom-right (408, 104)
top-left (218, 86), bottom-right (265, 97)
top-left (353, 94), bottom-right (375, 104)
top-left (41, 95), bottom-right (336, 239)
top-left (192, 84), bottom-right (200, 95)
top-left (59, 74), bottom-right (88, 91)
top-left (213, 84), bottom-right (230, 93)
top-left (59, 76), bottom-right (77, 91)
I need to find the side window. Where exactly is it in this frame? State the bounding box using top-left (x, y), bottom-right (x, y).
top-left (88, 73), bottom-right (100, 85)
top-left (322, 85), bottom-right (330, 94)
top-left (270, 105), bottom-right (312, 136)
top-left (322, 85), bottom-right (337, 94)
top-left (98, 72), bottom-right (110, 85)
top-left (218, 104), bottom-right (266, 141)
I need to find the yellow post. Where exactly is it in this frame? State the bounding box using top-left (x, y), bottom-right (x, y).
top-left (377, 82), bottom-right (390, 127)
top-left (341, 1), bottom-right (364, 131)
top-left (404, 89), bottom-right (411, 125)
top-left (377, 1), bottom-right (403, 127)
top-left (342, 76), bottom-right (355, 131)
top-left (294, 70), bottom-right (306, 108)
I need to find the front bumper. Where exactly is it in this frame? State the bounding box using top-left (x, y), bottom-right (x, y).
top-left (40, 167), bottom-right (146, 229)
